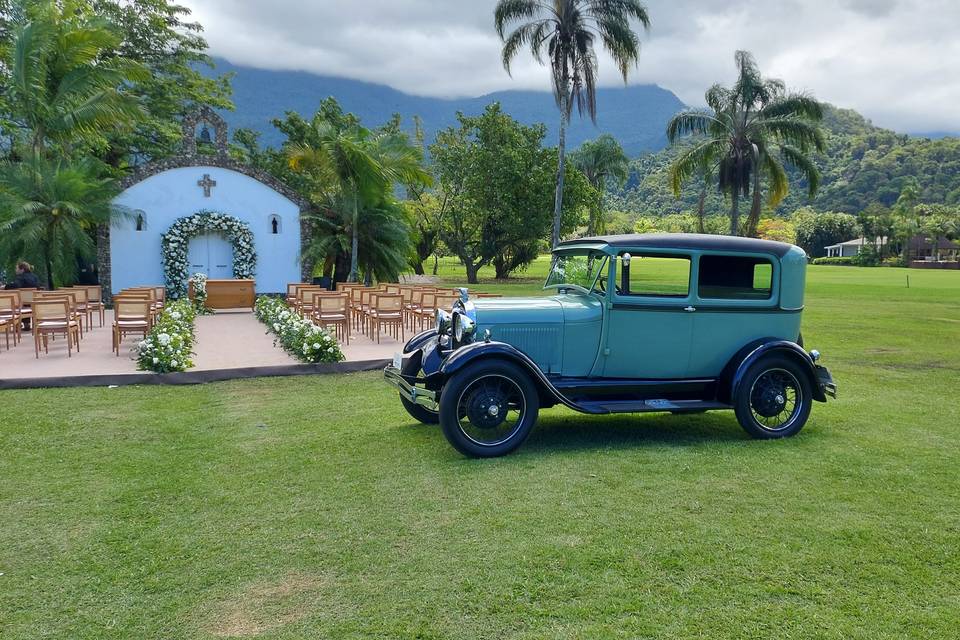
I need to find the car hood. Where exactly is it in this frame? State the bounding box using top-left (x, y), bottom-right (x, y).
top-left (471, 296), bottom-right (565, 326)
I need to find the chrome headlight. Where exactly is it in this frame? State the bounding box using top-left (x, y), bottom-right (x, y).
top-left (436, 308), bottom-right (451, 335)
top-left (453, 313), bottom-right (475, 344)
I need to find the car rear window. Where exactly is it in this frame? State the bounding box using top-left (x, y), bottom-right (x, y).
top-left (622, 254), bottom-right (690, 297)
top-left (698, 255), bottom-right (774, 300)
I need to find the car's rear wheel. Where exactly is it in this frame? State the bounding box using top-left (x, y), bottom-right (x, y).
top-left (399, 355), bottom-right (439, 424)
top-left (439, 360), bottom-right (539, 457)
top-left (734, 356), bottom-right (812, 439)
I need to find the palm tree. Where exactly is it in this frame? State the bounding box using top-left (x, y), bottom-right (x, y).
top-left (6, 5), bottom-right (146, 155)
top-left (666, 51), bottom-right (825, 236)
top-left (0, 154), bottom-right (123, 289)
top-left (571, 134), bottom-right (630, 235)
top-left (495, 0), bottom-right (650, 249)
top-left (301, 194), bottom-right (414, 284)
top-left (288, 122), bottom-right (431, 282)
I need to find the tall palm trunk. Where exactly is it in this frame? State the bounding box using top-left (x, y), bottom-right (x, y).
top-left (730, 190), bottom-right (740, 236)
top-left (746, 168), bottom-right (763, 237)
top-left (552, 89), bottom-right (569, 250)
top-left (697, 184), bottom-right (707, 234)
top-left (348, 188), bottom-right (359, 282)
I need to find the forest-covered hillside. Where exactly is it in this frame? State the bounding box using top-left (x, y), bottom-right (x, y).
top-left (609, 105), bottom-right (960, 218)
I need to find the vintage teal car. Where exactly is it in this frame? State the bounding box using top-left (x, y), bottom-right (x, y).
top-left (385, 234), bottom-right (836, 457)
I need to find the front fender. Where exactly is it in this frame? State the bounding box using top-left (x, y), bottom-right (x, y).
top-left (723, 339), bottom-right (827, 403)
top-left (439, 341), bottom-right (581, 411)
top-left (403, 328), bottom-right (437, 354)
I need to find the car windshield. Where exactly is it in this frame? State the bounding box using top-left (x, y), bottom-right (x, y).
top-left (544, 251), bottom-right (608, 292)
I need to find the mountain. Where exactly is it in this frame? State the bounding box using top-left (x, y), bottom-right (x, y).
top-left (208, 58), bottom-right (686, 156)
top-left (609, 105), bottom-right (960, 219)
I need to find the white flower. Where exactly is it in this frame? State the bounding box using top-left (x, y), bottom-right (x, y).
top-left (157, 333), bottom-right (171, 346)
top-left (171, 360), bottom-right (178, 368)
top-left (313, 343), bottom-right (321, 349)
top-left (153, 357), bottom-right (159, 364)
top-left (170, 311), bottom-right (182, 320)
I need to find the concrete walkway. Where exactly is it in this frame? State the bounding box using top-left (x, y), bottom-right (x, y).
top-left (0, 309), bottom-right (403, 383)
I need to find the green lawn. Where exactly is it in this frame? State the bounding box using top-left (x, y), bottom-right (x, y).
top-left (2, 265), bottom-right (959, 638)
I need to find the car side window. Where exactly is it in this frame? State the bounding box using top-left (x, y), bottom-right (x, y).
top-left (698, 255), bottom-right (774, 300)
top-left (621, 254), bottom-right (691, 297)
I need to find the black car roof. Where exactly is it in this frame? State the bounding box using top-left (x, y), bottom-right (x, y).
top-left (558, 233), bottom-right (795, 258)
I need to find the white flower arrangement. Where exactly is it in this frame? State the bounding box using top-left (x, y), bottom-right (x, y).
top-left (254, 296), bottom-right (344, 364)
top-left (136, 300), bottom-right (198, 373)
top-left (161, 211), bottom-right (257, 298)
top-left (189, 272), bottom-right (213, 314)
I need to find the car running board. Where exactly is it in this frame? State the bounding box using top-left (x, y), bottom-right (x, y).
top-left (572, 399), bottom-right (732, 415)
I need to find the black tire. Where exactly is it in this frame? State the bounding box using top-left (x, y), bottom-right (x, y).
top-left (399, 355), bottom-right (439, 424)
top-left (438, 360), bottom-right (540, 458)
top-left (734, 356), bottom-right (812, 439)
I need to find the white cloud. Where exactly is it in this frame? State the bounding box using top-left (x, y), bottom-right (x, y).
top-left (182, 0), bottom-right (960, 132)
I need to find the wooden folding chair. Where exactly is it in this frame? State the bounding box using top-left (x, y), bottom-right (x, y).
top-left (68, 287), bottom-right (93, 333)
top-left (33, 300), bottom-right (80, 358)
top-left (286, 282), bottom-right (311, 306)
top-left (113, 299), bottom-right (151, 355)
top-left (313, 293), bottom-right (350, 344)
top-left (0, 293), bottom-right (23, 345)
top-left (84, 285), bottom-right (105, 327)
top-left (0, 314), bottom-right (10, 351)
top-left (367, 294), bottom-right (404, 343)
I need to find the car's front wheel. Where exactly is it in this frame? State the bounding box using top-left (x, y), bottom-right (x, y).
top-left (439, 360), bottom-right (540, 457)
top-left (734, 356), bottom-right (812, 439)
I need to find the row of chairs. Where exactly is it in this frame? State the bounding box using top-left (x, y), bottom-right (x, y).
top-left (0, 286), bottom-right (106, 358)
top-left (284, 282), bottom-right (503, 345)
top-left (111, 287), bottom-right (166, 355)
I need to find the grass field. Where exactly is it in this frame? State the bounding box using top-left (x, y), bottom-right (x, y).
top-left (2, 264), bottom-right (959, 638)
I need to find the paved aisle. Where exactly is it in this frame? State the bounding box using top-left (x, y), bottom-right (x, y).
top-left (192, 310), bottom-right (297, 370)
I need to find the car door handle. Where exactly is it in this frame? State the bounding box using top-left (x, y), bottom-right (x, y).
top-left (684, 306), bottom-right (696, 312)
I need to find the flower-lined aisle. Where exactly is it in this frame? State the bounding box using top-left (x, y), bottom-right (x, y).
top-left (136, 300), bottom-right (197, 373)
top-left (255, 297), bottom-right (344, 364)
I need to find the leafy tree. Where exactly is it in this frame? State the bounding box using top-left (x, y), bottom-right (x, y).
top-left (431, 103), bottom-right (592, 283)
top-left (286, 101), bottom-right (431, 282)
top-left (3, 2), bottom-right (148, 156)
top-left (495, 0), bottom-right (650, 249)
top-left (0, 154), bottom-right (122, 288)
top-left (404, 194), bottom-right (444, 275)
top-left (571, 133), bottom-right (629, 235)
top-left (755, 218), bottom-right (796, 243)
top-left (666, 51), bottom-right (825, 236)
top-left (792, 208), bottom-right (861, 258)
top-left (89, 0), bottom-right (233, 165)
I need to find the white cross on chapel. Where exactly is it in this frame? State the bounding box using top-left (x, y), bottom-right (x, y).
top-left (197, 173), bottom-right (217, 197)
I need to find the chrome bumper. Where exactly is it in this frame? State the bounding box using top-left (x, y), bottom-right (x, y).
top-left (384, 365), bottom-right (439, 411)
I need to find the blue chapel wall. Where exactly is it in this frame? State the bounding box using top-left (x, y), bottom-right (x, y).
top-left (110, 166), bottom-right (302, 295)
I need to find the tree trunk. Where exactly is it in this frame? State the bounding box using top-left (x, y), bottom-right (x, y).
top-left (348, 192), bottom-right (359, 282)
top-left (552, 93), bottom-right (569, 250)
top-left (432, 254), bottom-right (439, 276)
top-left (746, 169), bottom-right (763, 237)
top-left (412, 260), bottom-right (424, 276)
top-left (43, 242), bottom-right (55, 290)
top-left (464, 260), bottom-right (480, 285)
top-left (730, 190), bottom-right (740, 236)
top-left (494, 256), bottom-right (509, 280)
top-left (697, 185), bottom-right (707, 234)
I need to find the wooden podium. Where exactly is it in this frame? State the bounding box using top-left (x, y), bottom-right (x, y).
top-left (189, 279), bottom-right (255, 310)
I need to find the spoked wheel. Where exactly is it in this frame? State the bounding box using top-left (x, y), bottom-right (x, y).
top-left (439, 360), bottom-right (539, 457)
top-left (399, 354), bottom-right (439, 424)
top-left (735, 356), bottom-right (812, 439)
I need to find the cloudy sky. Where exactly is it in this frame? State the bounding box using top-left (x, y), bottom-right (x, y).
top-left (181, 0), bottom-right (959, 133)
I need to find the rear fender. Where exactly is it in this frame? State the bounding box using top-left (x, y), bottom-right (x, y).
top-left (721, 339), bottom-right (826, 403)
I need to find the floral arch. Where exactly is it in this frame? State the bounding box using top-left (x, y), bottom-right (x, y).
top-left (161, 210), bottom-right (257, 298)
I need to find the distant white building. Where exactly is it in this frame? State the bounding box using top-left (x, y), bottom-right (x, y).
top-left (823, 237), bottom-right (887, 258)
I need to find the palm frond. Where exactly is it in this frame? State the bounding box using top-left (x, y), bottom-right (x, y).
top-left (780, 144), bottom-right (821, 198)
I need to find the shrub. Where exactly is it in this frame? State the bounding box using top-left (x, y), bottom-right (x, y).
top-left (756, 218), bottom-right (796, 244)
top-left (136, 300), bottom-right (197, 372)
top-left (811, 256), bottom-right (854, 265)
top-left (792, 208), bottom-right (862, 257)
top-left (255, 296), bottom-right (344, 364)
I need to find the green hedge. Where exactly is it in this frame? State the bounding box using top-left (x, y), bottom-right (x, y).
top-left (811, 256), bottom-right (854, 265)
